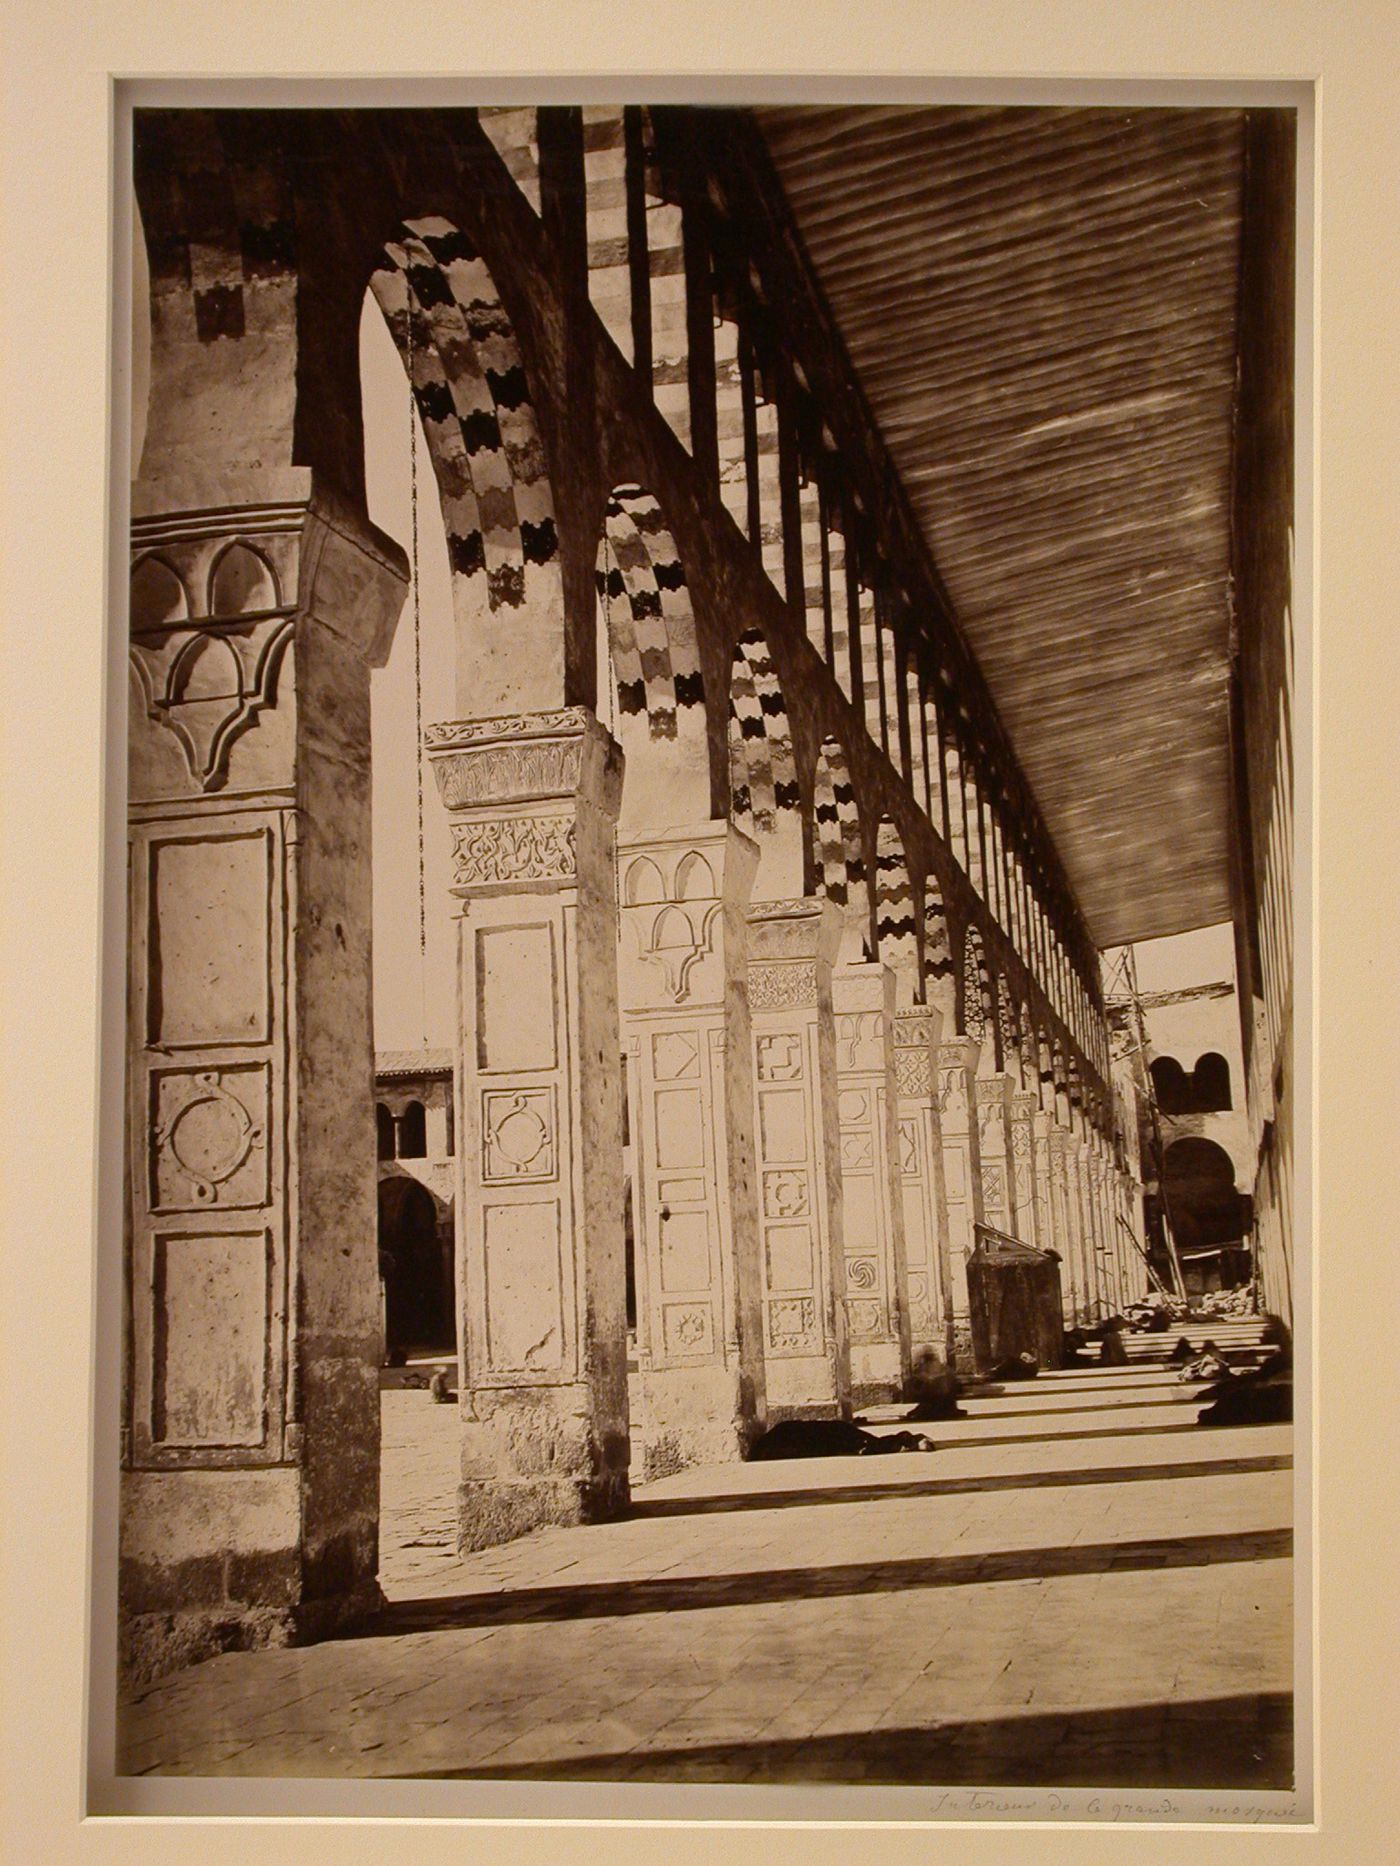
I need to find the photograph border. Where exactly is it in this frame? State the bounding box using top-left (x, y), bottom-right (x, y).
top-left (2, 2), bottom-right (1395, 1861)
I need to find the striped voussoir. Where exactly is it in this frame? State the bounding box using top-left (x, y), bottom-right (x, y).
top-left (1019, 999), bottom-right (1037, 1079)
top-left (136, 112), bottom-right (297, 347)
top-left (599, 488), bottom-right (704, 741)
top-left (962, 926), bottom-right (992, 1042)
top-left (922, 881), bottom-right (954, 992)
top-left (812, 737), bottom-right (867, 929)
top-left (874, 818), bottom-right (917, 968)
top-left (727, 630), bottom-right (798, 838)
top-left (369, 218), bottom-right (559, 613)
top-left (998, 976), bottom-right (1019, 1061)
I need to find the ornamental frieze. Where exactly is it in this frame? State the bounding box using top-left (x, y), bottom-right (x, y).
top-left (449, 814), bottom-right (576, 886)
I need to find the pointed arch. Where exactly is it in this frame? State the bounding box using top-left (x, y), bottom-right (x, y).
top-left (727, 629), bottom-right (803, 896)
top-left (208, 538), bottom-right (280, 616)
top-left (130, 553), bottom-right (189, 631)
top-left (811, 735), bottom-right (869, 954)
top-left (874, 817), bottom-right (917, 984)
top-left (368, 217), bottom-right (560, 619)
top-left (597, 484), bottom-right (709, 824)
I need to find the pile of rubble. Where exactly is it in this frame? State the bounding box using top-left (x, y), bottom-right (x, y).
top-left (1196, 1285), bottom-right (1259, 1320)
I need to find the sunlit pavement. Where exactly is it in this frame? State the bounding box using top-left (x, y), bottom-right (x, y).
top-left (118, 1341), bottom-right (1293, 1787)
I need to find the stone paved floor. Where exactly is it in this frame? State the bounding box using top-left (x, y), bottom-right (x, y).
top-left (118, 1351), bottom-right (1293, 1786)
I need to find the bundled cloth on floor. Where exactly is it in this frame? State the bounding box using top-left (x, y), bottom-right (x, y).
top-left (1196, 1345), bottom-right (1293, 1426)
top-left (747, 1420), bottom-right (936, 1460)
top-left (1173, 1340), bottom-right (1230, 1381)
top-left (988, 1351), bottom-right (1040, 1381)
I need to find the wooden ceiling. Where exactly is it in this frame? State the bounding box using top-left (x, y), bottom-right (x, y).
top-left (754, 105), bottom-right (1246, 949)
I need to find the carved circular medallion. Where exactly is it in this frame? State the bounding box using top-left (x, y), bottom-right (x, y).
top-left (165, 1073), bottom-right (262, 1202)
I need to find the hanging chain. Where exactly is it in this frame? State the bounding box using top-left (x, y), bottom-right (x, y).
top-left (407, 295), bottom-right (429, 1045)
top-left (600, 537), bottom-right (622, 944)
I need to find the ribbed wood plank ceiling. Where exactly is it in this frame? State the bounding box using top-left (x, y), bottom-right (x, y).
top-left (754, 105), bottom-right (1246, 949)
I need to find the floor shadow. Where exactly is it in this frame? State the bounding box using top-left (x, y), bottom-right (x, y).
top-left (931, 1420), bottom-right (1205, 1451)
top-left (395, 1691), bottom-right (1294, 1789)
top-left (371, 1526), bottom-right (1292, 1634)
top-left (628, 1454), bottom-right (1293, 1520)
top-left (960, 1392), bottom-right (1200, 1419)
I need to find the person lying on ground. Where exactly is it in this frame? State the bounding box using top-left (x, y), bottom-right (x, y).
top-left (747, 1419), bottom-right (936, 1460)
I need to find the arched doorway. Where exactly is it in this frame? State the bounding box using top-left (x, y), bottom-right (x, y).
top-left (377, 1176), bottom-right (453, 1360)
top-left (1162, 1137), bottom-right (1253, 1292)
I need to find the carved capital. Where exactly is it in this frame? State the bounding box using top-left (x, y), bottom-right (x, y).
top-left (129, 480), bottom-right (409, 794)
top-left (938, 1037), bottom-right (981, 1075)
top-left (428, 709), bottom-right (622, 817)
top-left (746, 895), bottom-right (841, 966)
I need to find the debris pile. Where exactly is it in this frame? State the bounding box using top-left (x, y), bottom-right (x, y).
top-left (1197, 1286), bottom-right (1258, 1320)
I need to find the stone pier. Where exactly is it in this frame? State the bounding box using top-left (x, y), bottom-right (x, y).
top-left (936, 1036), bottom-right (986, 1360)
top-left (616, 821), bottom-right (766, 1476)
top-left (893, 1004), bottom-right (953, 1367)
top-left (746, 897), bottom-right (850, 1418)
top-left (975, 1073), bottom-right (1018, 1238)
top-left (832, 960), bottom-right (913, 1404)
top-left (428, 709), bottom-right (631, 1550)
top-left (122, 475), bottom-right (408, 1679)
top-left (1009, 1089), bottom-right (1042, 1250)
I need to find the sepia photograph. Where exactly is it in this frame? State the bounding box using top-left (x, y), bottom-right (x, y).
top-left (99, 84), bottom-right (1307, 1818)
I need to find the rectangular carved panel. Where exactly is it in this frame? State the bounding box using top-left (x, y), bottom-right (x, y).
top-left (482, 1199), bottom-right (565, 1375)
top-left (901, 1179), bottom-right (932, 1268)
top-left (654, 1087), bottom-right (705, 1171)
top-left (657, 1176), bottom-right (705, 1205)
top-left (945, 1145), bottom-right (967, 1200)
top-left (151, 1229), bottom-right (269, 1449)
top-left (476, 923), bottom-right (556, 1073)
top-left (764, 1221), bottom-right (815, 1293)
top-left (843, 1174), bottom-right (878, 1252)
top-left (149, 831), bottom-right (271, 1047)
top-left (658, 1210), bottom-right (710, 1292)
top-left (757, 1087), bottom-right (808, 1163)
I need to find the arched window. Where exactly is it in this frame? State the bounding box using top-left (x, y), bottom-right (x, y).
top-left (397, 1100), bottom-right (427, 1160)
top-left (1193, 1052), bottom-right (1232, 1112)
top-left (1150, 1055), bottom-right (1191, 1115)
top-left (376, 1103), bottom-right (396, 1161)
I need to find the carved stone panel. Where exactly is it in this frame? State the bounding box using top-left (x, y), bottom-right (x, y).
top-left (450, 814), bottom-right (576, 887)
top-left (482, 1087), bottom-right (557, 1184)
top-left (150, 1229), bottom-right (271, 1450)
top-left (749, 962), bottom-right (817, 1010)
top-left (768, 1296), bottom-right (817, 1351)
top-left (481, 1199), bottom-right (566, 1374)
top-left (148, 830), bottom-right (273, 1048)
top-left (662, 1301), bottom-right (713, 1358)
top-left (150, 1065), bottom-right (269, 1211)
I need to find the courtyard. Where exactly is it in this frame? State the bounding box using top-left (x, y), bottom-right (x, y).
top-left (118, 1328), bottom-right (1292, 1788)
